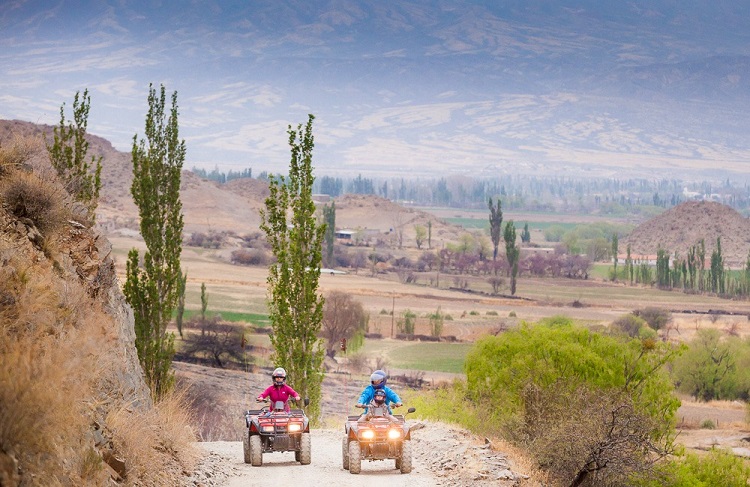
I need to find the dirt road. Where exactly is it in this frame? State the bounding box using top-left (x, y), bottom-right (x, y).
top-left (192, 423), bottom-right (525, 487)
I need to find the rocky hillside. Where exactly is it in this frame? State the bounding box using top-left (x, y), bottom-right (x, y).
top-left (621, 200), bottom-right (750, 268)
top-left (0, 139), bottom-right (196, 485)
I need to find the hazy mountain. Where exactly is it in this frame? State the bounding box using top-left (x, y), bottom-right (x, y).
top-left (2, 1), bottom-right (750, 180)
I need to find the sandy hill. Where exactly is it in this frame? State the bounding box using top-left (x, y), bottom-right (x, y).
top-left (621, 200), bottom-right (750, 268)
top-left (0, 120), bottom-right (463, 247)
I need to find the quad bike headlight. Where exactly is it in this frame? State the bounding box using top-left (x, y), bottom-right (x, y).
top-left (387, 429), bottom-right (401, 439)
top-left (288, 423), bottom-right (302, 432)
top-left (361, 429), bottom-right (375, 440)
top-left (261, 425), bottom-right (275, 432)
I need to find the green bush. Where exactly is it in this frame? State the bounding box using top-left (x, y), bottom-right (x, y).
top-left (465, 318), bottom-right (681, 485)
top-left (632, 448), bottom-right (750, 487)
top-left (672, 329), bottom-right (750, 401)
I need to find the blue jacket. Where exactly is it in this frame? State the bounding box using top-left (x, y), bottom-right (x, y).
top-left (357, 385), bottom-right (401, 414)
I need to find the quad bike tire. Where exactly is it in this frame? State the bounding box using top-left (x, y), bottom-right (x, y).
top-left (348, 440), bottom-right (362, 474)
top-left (249, 434), bottom-right (263, 466)
top-left (299, 432), bottom-right (312, 465)
top-left (400, 439), bottom-right (413, 474)
top-left (342, 437), bottom-right (350, 470)
top-left (243, 429), bottom-right (252, 464)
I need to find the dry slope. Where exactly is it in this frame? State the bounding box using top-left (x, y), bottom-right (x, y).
top-left (622, 200), bottom-right (750, 267)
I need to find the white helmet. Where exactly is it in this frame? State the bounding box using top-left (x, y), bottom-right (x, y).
top-left (272, 367), bottom-right (287, 386)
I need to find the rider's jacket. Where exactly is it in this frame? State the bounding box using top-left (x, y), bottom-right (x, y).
top-left (258, 384), bottom-right (300, 412)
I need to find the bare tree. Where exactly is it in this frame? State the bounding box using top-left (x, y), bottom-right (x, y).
top-left (320, 291), bottom-right (367, 358)
top-left (181, 318), bottom-right (245, 368)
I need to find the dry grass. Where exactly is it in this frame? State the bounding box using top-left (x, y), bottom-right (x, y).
top-left (107, 390), bottom-right (198, 486)
top-left (0, 254), bottom-right (105, 485)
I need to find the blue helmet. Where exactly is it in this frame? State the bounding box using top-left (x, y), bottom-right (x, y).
top-left (370, 370), bottom-right (387, 389)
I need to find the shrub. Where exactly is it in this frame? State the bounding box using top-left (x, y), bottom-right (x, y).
top-left (632, 448), bottom-right (750, 487)
top-left (611, 313), bottom-right (647, 338)
top-left (465, 319), bottom-right (681, 486)
top-left (634, 307), bottom-right (672, 331)
top-left (231, 248), bottom-right (271, 266)
top-left (0, 169), bottom-right (69, 237)
top-left (486, 310), bottom-right (498, 316)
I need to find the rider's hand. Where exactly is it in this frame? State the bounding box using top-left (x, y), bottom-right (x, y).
top-left (355, 403), bottom-right (365, 409)
top-left (256, 396), bottom-right (264, 402)
top-left (393, 402), bottom-right (403, 408)
top-left (294, 396), bottom-right (301, 402)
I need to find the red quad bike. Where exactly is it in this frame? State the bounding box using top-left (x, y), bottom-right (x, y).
top-left (243, 397), bottom-right (311, 466)
top-left (342, 404), bottom-right (417, 474)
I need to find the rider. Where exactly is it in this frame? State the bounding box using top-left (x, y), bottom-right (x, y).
top-left (256, 367), bottom-right (301, 413)
top-left (361, 389), bottom-right (398, 423)
top-left (356, 369), bottom-right (402, 416)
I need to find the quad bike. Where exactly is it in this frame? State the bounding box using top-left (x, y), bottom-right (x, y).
top-left (342, 404), bottom-right (416, 474)
top-left (243, 397), bottom-right (311, 466)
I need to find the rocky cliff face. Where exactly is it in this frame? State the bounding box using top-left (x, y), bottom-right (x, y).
top-left (0, 143), bottom-right (194, 485)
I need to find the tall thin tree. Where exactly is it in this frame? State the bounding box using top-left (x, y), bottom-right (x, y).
top-left (260, 114), bottom-right (326, 423)
top-left (322, 201), bottom-right (336, 268)
top-left (504, 220), bottom-right (519, 295)
top-left (124, 84), bottom-right (185, 400)
top-left (489, 197), bottom-right (503, 262)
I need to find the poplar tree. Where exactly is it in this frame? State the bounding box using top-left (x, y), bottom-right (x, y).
top-left (46, 89), bottom-right (102, 221)
top-left (322, 201), bottom-right (336, 268)
top-left (124, 84), bottom-right (185, 400)
top-left (260, 114), bottom-right (325, 423)
top-left (611, 233), bottom-right (619, 281)
top-left (489, 197), bottom-right (503, 262)
top-left (504, 220), bottom-right (519, 295)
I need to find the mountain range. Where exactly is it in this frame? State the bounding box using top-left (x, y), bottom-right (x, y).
top-left (2, 1), bottom-right (750, 180)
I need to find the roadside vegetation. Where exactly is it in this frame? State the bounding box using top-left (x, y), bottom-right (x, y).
top-left (408, 315), bottom-right (750, 486)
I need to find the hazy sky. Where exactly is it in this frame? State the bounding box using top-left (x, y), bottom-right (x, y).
top-left (2, 1), bottom-right (750, 180)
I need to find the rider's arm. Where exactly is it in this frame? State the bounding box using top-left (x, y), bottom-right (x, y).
top-left (258, 386), bottom-right (271, 400)
top-left (286, 385), bottom-right (301, 401)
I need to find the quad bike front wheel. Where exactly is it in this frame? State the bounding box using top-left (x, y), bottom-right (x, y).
top-left (348, 440), bottom-right (362, 474)
top-left (400, 439), bottom-right (413, 474)
top-left (242, 429), bottom-right (252, 464)
top-left (299, 432), bottom-right (312, 465)
top-left (249, 434), bottom-right (263, 466)
top-left (342, 437), bottom-right (350, 470)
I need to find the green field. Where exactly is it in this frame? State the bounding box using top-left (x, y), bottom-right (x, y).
top-left (179, 309), bottom-right (271, 327)
top-left (360, 340), bottom-right (472, 374)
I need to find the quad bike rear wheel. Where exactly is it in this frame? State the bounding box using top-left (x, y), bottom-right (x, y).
top-left (342, 437), bottom-right (350, 470)
top-left (249, 434), bottom-right (263, 466)
top-left (348, 440), bottom-right (362, 474)
top-left (400, 439), bottom-right (413, 474)
top-left (299, 432), bottom-right (312, 465)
